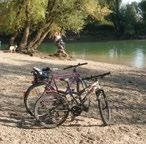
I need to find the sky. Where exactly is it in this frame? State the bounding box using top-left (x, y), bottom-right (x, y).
top-left (122, 0), bottom-right (142, 5)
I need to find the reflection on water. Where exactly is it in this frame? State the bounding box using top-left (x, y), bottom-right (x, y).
top-left (107, 47), bottom-right (145, 69)
top-left (62, 41), bottom-right (146, 70)
top-left (80, 48), bottom-right (86, 60)
top-left (132, 48), bottom-right (145, 69)
top-left (108, 47), bottom-right (121, 59)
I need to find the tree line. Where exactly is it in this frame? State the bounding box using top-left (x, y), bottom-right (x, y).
top-left (83, 0), bottom-right (146, 39)
top-left (0, 0), bottom-right (146, 56)
top-left (0, 0), bottom-right (109, 55)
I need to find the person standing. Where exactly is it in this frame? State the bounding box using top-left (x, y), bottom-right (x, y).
top-left (54, 32), bottom-right (68, 57)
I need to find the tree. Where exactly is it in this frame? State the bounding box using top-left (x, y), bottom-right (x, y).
top-left (139, 0), bottom-right (146, 34)
top-left (120, 2), bottom-right (140, 37)
top-left (101, 0), bottom-right (143, 37)
top-left (117, 1), bottom-right (146, 38)
top-left (140, 0), bottom-right (146, 23)
top-left (0, 0), bottom-right (46, 46)
top-left (103, 0), bottom-right (123, 35)
top-left (0, 0), bottom-right (109, 56)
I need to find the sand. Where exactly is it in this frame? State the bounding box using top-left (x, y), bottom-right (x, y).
top-left (0, 51), bottom-right (145, 144)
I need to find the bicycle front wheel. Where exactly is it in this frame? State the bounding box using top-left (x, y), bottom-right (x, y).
top-left (96, 90), bottom-right (111, 126)
top-left (24, 82), bottom-right (46, 116)
top-left (34, 92), bottom-right (69, 128)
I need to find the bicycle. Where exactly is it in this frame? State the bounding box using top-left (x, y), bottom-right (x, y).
top-left (34, 72), bottom-right (111, 128)
top-left (24, 63), bottom-right (88, 116)
top-left (24, 67), bottom-right (51, 116)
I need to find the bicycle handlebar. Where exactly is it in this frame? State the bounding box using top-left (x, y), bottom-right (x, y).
top-left (32, 62), bottom-right (88, 74)
top-left (63, 62), bottom-right (88, 70)
top-left (82, 72), bottom-right (111, 81)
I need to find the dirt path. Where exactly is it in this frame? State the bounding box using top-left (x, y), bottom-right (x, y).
top-left (0, 51), bottom-right (145, 144)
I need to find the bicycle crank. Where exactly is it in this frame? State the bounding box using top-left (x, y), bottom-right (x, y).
top-left (70, 106), bottom-right (82, 116)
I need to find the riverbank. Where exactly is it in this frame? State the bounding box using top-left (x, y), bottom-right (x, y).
top-left (0, 51), bottom-right (145, 144)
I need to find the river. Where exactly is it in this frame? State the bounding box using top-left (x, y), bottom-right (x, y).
top-left (39, 40), bottom-right (146, 70)
top-left (0, 40), bottom-right (146, 69)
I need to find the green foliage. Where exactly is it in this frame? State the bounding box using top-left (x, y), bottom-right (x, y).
top-left (27, 0), bottom-right (47, 24)
top-left (101, 0), bottom-right (144, 37)
top-left (0, 0), bottom-right (47, 34)
top-left (140, 0), bottom-right (146, 24)
top-left (120, 2), bottom-right (140, 36)
top-left (102, 0), bottom-right (123, 34)
top-left (48, 0), bottom-right (110, 35)
top-left (48, 0), bottom-right (86, 34)
top-left (0, 0), bottom-right (109, 36)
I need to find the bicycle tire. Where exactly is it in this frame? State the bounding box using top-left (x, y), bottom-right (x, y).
top-left (97, 90), bottom-right (111, 126)
top-left (34, 92), bottom-right (69, 128)
top-left (24, 82), bottom-right (46, 116)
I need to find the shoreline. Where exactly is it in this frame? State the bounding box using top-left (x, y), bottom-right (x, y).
top-left (0, 51), bottom-right (145, 144)
top-left (26, 51), bottom-right (146, 72)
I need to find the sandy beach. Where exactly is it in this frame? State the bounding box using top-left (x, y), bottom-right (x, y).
top-left (0, 51), bottom-right (145, 144)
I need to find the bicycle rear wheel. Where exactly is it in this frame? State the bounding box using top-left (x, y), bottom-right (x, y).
top-left (34, 92), bottom-right (69, 128)
top-left (24, 82), bottom-right (46, 116)
top-left (96, 90), bottom-right (111, 125)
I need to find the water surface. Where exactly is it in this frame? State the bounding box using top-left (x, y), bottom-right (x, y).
top-left (1, 40), bottom-right (146, 69)
top-left (39, 40), bottom-right (146, 70)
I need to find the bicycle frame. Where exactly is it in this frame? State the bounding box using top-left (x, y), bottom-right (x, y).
top-left (61, 72), bottom-right (110, 109)
top-left (46, 72), bottom-right (79, 92)
top-left (43, 65), bottom-right (87, 95)
top-left (33, 71), bottom-right (111, 128)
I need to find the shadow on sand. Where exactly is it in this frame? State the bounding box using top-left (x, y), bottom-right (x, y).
top-left (0, 56), bottom-right (146, 129)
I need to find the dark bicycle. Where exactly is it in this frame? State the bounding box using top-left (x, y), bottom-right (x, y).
top-left (24, 63), bottom-right (88, 116)
top-left (34, 72), bottom-right (111, 128)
